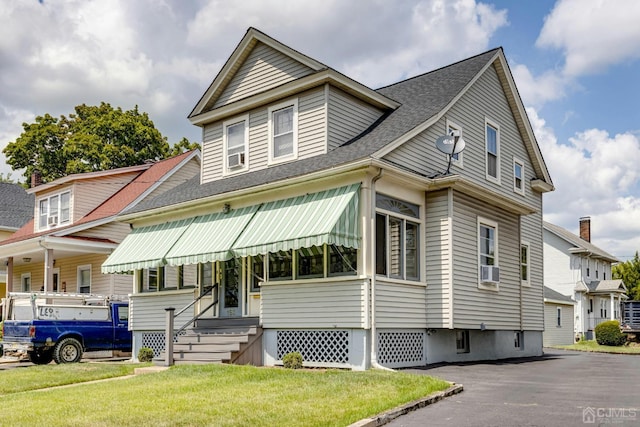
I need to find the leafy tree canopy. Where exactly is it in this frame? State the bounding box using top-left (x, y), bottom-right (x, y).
top-left (4, 103), bottom-right (199, 183)
top-left (612, 251), bottom-right (640, 300)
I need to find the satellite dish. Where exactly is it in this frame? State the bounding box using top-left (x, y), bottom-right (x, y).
top-left (434, 133), bottom-right (467, 175)
top-left (435, 135), bottom-right (466, 155)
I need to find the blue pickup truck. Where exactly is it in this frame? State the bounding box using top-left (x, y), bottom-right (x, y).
top-left (1, 292), bottom-right (132, 364)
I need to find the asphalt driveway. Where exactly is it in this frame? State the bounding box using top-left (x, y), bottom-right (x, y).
top-left (389, 349), bottom-right (640, 427)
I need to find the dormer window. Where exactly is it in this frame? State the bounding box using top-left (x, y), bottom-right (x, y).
top-left (268, 99), bottom-right (298, 164)
top-left (223, 116), bottom-right (249, 174)
top-left (38, 191), bottom-right (71, 229)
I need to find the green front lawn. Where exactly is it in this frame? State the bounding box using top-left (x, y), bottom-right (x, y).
top-left (552, 340), bottom-right (640, 354)
top-left (0, 363), bottom-right (451, 427)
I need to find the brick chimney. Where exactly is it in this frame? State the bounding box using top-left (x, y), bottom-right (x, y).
top-left (579, 216), bottom-right (591, 242)
top-left (30, 170), bottom-right (42, 188)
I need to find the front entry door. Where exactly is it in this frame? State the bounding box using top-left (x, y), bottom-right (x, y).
top-left (220, 259), bottom-right (241, 317)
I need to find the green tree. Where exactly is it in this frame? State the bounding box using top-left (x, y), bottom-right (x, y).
top-left (612, 251), bottom-right (640, 300)
top-left (170, 137), bottom-right (201, 157)
top-left (4, 103), bottom-right (198, 183)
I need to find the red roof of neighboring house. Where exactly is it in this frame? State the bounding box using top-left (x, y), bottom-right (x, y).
top-left (0, 151), bottom-right (196, 246)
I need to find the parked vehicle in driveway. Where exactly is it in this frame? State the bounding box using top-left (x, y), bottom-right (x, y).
top-left (1, 292), bottom-right (131, 364)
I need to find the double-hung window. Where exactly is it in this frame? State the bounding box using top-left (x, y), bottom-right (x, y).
top-left (268, 99), bottom-right (298, 163)
top-left (38, 191), bottom-right (71, 229)
top-left (224, 116), bottom-right (248, 174)
top-left (375, 194), bottom-right (420, 281)
top-left (478, 217), bottom-right (499, 288)
top-left (485, 119), bottom-right (500, 183)
top-left (513, 158), bottom-right (524, 195)
top-left (520, 242), bottom-right (530, 286)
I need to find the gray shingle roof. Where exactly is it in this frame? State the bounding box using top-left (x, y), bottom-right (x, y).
top-left (586, 279), bottom-right (626, 293)
top-left (0, 182), bottom-right (34, 229)
top-left (543, 286), bottom-right (575, 304)
top-left (543, 221), bottom-right (618, 263)
top-left (129, 48), bottom-right (500, 215)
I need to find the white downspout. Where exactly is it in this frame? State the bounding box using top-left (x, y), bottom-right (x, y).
top-left (369, 169), bottom-right (393, 371)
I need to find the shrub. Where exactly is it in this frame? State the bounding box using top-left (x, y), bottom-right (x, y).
top-left (282, 351), bottom-right (303, 369)
top-left (137, 347), bottom-right (155, 362)
top-left (595, 320), bottom-right (626, 346)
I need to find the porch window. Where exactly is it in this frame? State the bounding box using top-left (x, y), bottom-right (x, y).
top-left (456, 330), bottom-right (470, 354)
top-left (297, 246), bottom-right (324, 279)
top-left (250, 255), bottom-right (264, 292)
top-left (269, 250), bottom-right (293, 280)
top-left (78, 265), bottom-right (91, 294)
top-left (375, 194), bottom-right (420, 281)
top-left (329, 245), bottom-right (357, 276)
top-left (224, 116), bottom-right (248, 174)
top-left (268, 100), bottom-right (298, 163)
top-left (223, 259), bottom-right (240, 309)
top-left (139, 265), bottom-right (198, 292)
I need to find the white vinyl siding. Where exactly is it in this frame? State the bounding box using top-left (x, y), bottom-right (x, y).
top-left (452, 192), bottom-right (521, 330)
top-left (260, 279), bottom-right (366, 328)
top-left (543, 302), bottom-right (574, 346)
top-left (129, 290), bottom-right (195, 330)
top-left (384, 63), bottom-right (540, 204)
top-left (213, 42), bottom-right (314, 109)
top-left (327, 86), bottom-right (384, 150)
top-left (375, 280), bottom-right (427, 328)
top-left (201, 87), bottom-right (326, 184)
top-left (425, 190), bottom-right (452, 328)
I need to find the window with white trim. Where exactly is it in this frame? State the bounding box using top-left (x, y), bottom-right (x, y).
top-left (513, 158), bottom-right (524, 195)
top-left (223, 116), bottom-right (249, 174)
top-left (521, 242), bottom-right (530, 286)
top-left (38, 191), bottom-right (71, 229)
top-left (268, 100), bottom-right (298, 163)
top-left (375, 194), bottom-right (420, 281)
top-left (478, 217), bottom-right (499, 289)
top-left (267, 245), bottom-right (357, 281)
top-left (139, 265), bottom-right (197, 292)
top-left (485, 119), bottom-right (500, 183)
top-left (446, 120), bottom-right (463, 167)
top-left (21, 273), bottom-right (31, 292)
top-left (78, 265), bottom-right (91, 294)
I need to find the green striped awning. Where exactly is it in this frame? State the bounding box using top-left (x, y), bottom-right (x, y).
top-left (164, 205), bottom-right (259, 266)
top-left (231, 183), bottom-right (360, 257)
top-left (101, 217), bottom-right (195, 274)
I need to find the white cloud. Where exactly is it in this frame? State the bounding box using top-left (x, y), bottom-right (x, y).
top-left (530, 107), bottom-right (640, 258)
top-left (537, 0), bottom-right (640, 77)
top-left (511, 63), bottom-right (567, 107)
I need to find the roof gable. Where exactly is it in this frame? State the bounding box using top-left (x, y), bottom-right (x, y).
top-left (190, 27), bottom-right (326, 118)
top-left (543, 221), bottom-right (618, 263)
top-left (0, 151), bottom-right (200, 245)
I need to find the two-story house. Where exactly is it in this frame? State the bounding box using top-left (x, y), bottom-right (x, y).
top-left (543, 217), bottom-right (626, 341)
top-left (0, 182), bottom-right (34, 303)
top-left (0, 151), bottom-right (200, 296)
top-left (103, 28), bottom-right (554, 369)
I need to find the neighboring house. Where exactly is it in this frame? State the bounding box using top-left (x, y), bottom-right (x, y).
top-left (543, 217), bottom-right (626, 340)
top-left (0, 151), bottom-right (200, 297)
top-left (543, 286), bottom-right (575, 346)
top-left (103, 28), bottom-right (554, 369)
top-left (0, 183), bottom-right (34, 301)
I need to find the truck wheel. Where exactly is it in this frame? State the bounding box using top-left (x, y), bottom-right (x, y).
top-left (28, 349), bottom-right (53, 365)
top-left (53, 338), bottom-right (83, 364)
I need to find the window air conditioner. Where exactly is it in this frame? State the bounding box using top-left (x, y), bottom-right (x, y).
top-left (481, 265), bottom-right (500, 283)
top-left (227, 152), bottom-right (245, 169)
top-left (48, 215), bottom-right (58, 226)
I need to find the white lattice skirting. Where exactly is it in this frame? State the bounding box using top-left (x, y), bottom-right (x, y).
top-left (377, 330), bottom-right (426, 368)
top-left (277, 330), bottom-right (350, 364)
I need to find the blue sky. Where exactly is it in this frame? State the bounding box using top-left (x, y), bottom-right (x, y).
top-left (1, 0), bottom-right (639, 260)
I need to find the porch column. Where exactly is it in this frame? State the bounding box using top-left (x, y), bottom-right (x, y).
top-left (6, 257), bottom-right (13, 292)
top-left (44, 248), bottom-right (54, 292)
top-left (610, 293), bottom-right (615, 320)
